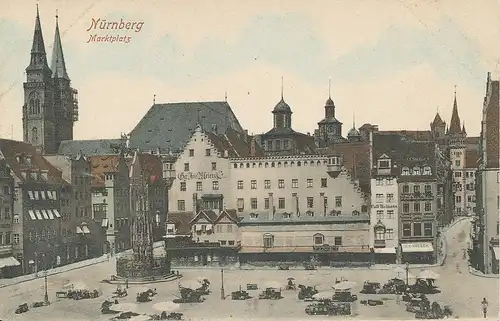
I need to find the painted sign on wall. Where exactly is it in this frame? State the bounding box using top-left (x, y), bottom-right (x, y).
top-left (177, 171), bottom-right (224, 181)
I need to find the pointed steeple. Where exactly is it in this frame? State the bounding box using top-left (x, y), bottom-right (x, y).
top-left (51, 11), bottom-right (70, 80)
top-left (27, 5), bottom-right (50, 72)
top-left (462, 121), bottom-right (466, 135)
top-left (325, 79), bottom-right (335, 118)
top-left (448, 86), bottom-right (462, 135)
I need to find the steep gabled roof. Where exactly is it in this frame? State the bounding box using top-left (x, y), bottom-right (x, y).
top-left (448, 95), bottom-right (462, 135)
top-left (166, 212), bottom-right (193, 235)
top-left (213, 209), bottom-right (240, 224)
top-left (129, 101), bottom-right (245, 153)
top-left (0, 139), bottom-right (66, 184)
top-left (89, 155), bottom-right (121, 187)
top-left (189, 210), bottom-right (218, 224)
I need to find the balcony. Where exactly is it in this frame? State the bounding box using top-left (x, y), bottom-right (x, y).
top-left (374, 239), bottom-right (386, 248)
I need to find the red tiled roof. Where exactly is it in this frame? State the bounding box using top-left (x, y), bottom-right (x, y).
top-left (205, 128), bottom-right (264, 158)
top-left (0, 139), bottom-right (66, 184)
top-left (89, 155), bottom-right (121, 188)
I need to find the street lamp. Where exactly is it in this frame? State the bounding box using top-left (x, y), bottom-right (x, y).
top-left (43, 270), bottom-right (49, 304)
top-left (220, 268), bottom-right (225, 300)
top-left (405, 262), bottom-right (410, 286)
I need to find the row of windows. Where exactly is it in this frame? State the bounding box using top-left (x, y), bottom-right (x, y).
top-left (188, 148), bottom-right (212, 157)
top-left (455, 195), bottom-right (476, 203)
top-left (402, 202), bottom-right (433, 213)
top-left (27, 229), bottom-right (57, 242)
top-left (455, 183), bottom-right (475, 191)
top-left (180, 181), bottom-right (219, 192)
top-left (237, 178), bottom-right (328, 190)
top-left (454, 171), bottom-right (476, 178)
top-left (264, 234), bottom-right (344, 248)
top-left (0, 206), bottom-right (11, 220)
top-left (401, 166), bottom-right (432, 176)
top-left (375, 178), bottom-right (395, 186)
top-left (402, 184), bottom-right (432, 194)
top-left (193, 224), bottom-right (234, 233)
top-left (183, 162), bottom-right (217, 172)
top-left (402, 222), bottom-right (433, 237)
top-left (236, 196), bottom-right (343, 211)
top-left (264, 138), bottom-right (292, 151)
top-left (375, 193), bottom-right (395, 203)
top-left (374, 228), bottom-right (395, 240)
top-left (375, 210), bottom-right (395, 220)
top-left (0, 232), bottom-right (14, 245)
top-left (232, 157), bottom-right (340, 169)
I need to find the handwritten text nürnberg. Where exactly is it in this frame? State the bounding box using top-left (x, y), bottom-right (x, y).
top-left (86, 18), bottom-right (144, 44)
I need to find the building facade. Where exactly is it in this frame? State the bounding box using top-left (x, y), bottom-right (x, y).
top-left (44, 154), bottom-right (100, 263)
top-left (0, 157), bottom-right (17, 277)
top-left (23, 9), bottom-right (78, 154)
top-left (370, 153), bottom-right (399, 263)
top-left (473, 72), bottom-right (500, 274)
top-left (90, 155), bottom-right (130, 255)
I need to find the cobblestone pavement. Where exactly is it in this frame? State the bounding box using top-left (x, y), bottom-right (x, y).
top-left (0, 219), bottom-right (497, 320)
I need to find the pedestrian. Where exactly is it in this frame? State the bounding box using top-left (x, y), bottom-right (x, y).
top-left (481, 298), bottom-right (488, 318)
top-left (125, 278), bottom-right (129, 289)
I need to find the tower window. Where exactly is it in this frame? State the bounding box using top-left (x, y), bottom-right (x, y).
top-left (28, 92), bottom-right (41, 114)
top-left (31, 127), bottom-right (38, 144)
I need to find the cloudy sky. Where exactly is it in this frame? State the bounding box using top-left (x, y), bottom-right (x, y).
top-left (0, 0), bottom-right (499, 140)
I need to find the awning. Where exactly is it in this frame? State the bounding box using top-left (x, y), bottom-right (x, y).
top-left (101, 218), bottom-right (109, 227)
top-left (28, 210), bottom-right (36, 220)
top-left (34, 191), bottom-right (39, 200)
top-left (28, 191), bottom-right (34, 200)
top-left (41, 210), bottom-right (49, 220)
top-left (76, 226), bottom-right (83, 234)
top-left (374, 247), bottom-right (396, 254)
top-left (492, 246), bottom-right (500, 259)
top-left (47, 210), bottom-right (54, 219)
top-left (34, 210), bottom-right (43, 220)
top-left (0, 256), bottom-right (20, 268)
top-left (195, 225), bottom-right (202, 231)
top-left (47, 191), bottom-right (53, 200)
top-left (52, 209), bottom-right (61, 218)
top-left (51, 191), bottom-right (57, 200)
top-left (401, 242), bottom-right (434, 253)
top-left (40, 191), bottom-right (46, 200)
top-left (82, 226), bottom-right (91, 234)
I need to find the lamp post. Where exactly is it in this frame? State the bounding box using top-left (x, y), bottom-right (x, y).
top-left (405, 262), bottom-right (410, 286)
top-left (220, 268), bottom-right (225, 300)
top-left (43, 270), bottom-right (49, 304)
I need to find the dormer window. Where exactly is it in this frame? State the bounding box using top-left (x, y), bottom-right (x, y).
top-left (378, 159), bottom-right (390, 169)
top-left (306, 210), bottom-right (314, 217)
top-left (249, 213), bottom-right (259, 220)
top-left (423, 166), bottom-right (432, 175)
top-left (402, 167), bottom-right (410, 175)
top-left (413, 167), bottom-right (421, 175)
top-left (352, 210), bottom-right (360, 216)
top-left (282, 213), bottom-right (291, 219)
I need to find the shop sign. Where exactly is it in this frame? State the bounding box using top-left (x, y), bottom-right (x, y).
top-left (177, 171), bottom-right (224, 181)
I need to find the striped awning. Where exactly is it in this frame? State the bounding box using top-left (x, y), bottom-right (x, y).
top-left (27, 209), bottom-right (61, 220)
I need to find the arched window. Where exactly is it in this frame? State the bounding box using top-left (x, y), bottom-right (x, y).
top-left (313, 233), bottom-right (324, 245)
top-left (423, 166), bottom-right (432, 175)
top-left (31, 127), bottom-right (38, 144)
top-left (402, 167), bottom-right (410, 176)
top-left (413, 167), bottom-right (421, 175)
top-left (28, 92), bottom-right (40, 114)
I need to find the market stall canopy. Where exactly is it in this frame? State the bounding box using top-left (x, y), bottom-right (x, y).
top-left (312, 291), bottom-right (335, 300)
top-left (152, 301), bottom-right (180, 312)
top-left (417, 270), bottom-right (440, 280)
top-left (0, 256), bottom-right (20, 268)
top-left (333, 281), bottom-right (357, 291)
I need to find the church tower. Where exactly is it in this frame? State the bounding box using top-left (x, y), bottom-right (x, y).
top-left (22, 7), bottom-right (78, 154)
top-left (315, 80), bottom-right (344, 147)
top-left (51, 12), bottom-right (79, 148)
top-left (23, 6), bottom-right (56, 153)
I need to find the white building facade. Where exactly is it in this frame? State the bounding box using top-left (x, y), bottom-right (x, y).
top-left (168, 125), bottom-right (232, 214)
top-left (450, 145), bottom-right (477, 217)
top-left (370, 154), bottom-right (399, 262)
top-left (228, 155), bottom-right (368, 217)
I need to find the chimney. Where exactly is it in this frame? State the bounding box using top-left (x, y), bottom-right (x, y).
top-left (320, 193), bottom-right (325, 216)
top-left (268, 193), bottom-right (274, 220)
top-left (250, 139), bottom-right (256, 156)
top-left (192, 193), bottom-right (198, 216)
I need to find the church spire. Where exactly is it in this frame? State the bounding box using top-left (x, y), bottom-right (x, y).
top-left (51, 10), bottom-right (70, 80)
top-left (448, 85), bottom-right (462, 135)
top-left (27, 5), bottom-right (50, 72)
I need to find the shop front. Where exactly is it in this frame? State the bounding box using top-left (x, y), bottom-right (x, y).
top-left (165, 238), bottom-right (239, 267)
top-left (400, 242), bottom-right (435, 264)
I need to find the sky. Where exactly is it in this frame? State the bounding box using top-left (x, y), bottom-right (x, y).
top-left (0, 0), bottom-right (499, 140)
